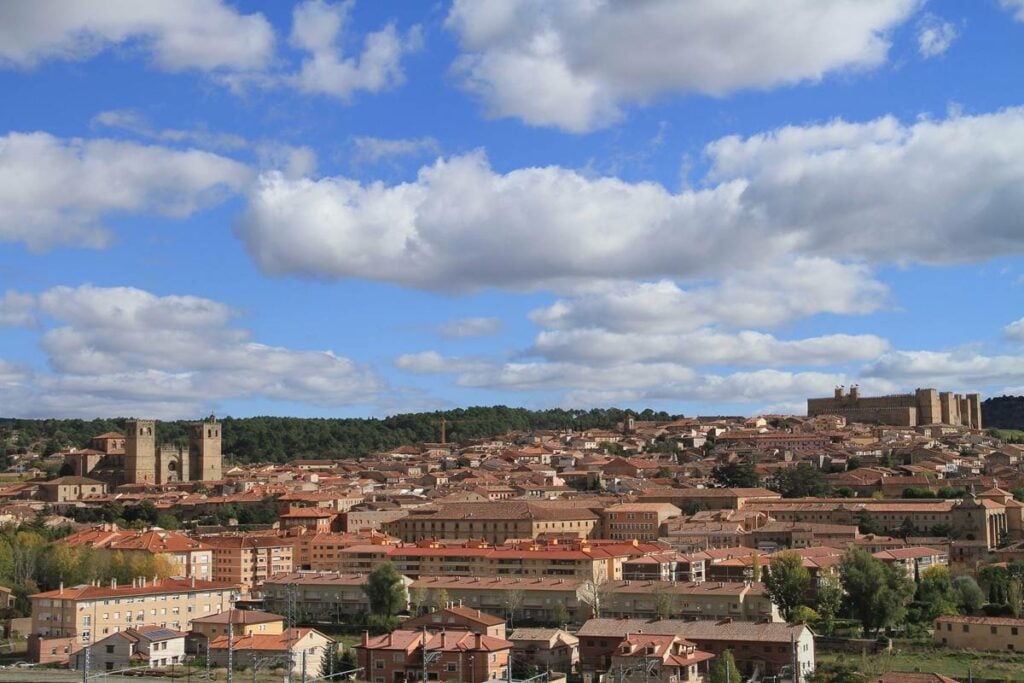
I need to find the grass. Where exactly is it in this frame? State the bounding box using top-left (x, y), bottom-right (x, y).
top-left (819, 644), bottom-right (1024, 681)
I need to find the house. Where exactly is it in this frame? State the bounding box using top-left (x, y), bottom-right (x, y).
top-left (403, 606), bottom-right (506, 638)
top-left (934, 615), bottom-right (1024, 652)
top-left (71, 626), bottom-right (187, 671)
top-left (188, 609), bottom-right (285, 653)
top-left (608, 633), bottom-right (714, 683)
top-left (357, 629), bottom-right (512, 683)
top-left (38, 476), bottom-right (106, 503)
top-left (508, 628), bottom-right (579, 674)
top-left (208, 627), bottom-right (335, 675)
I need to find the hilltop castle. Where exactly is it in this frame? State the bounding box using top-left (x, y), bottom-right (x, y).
top-left (66, 415), bottom-right (223, 486)
top-left (807, 386), bottom-right (982, 428)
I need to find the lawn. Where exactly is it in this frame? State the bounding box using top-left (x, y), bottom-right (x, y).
top-left (819, 645), bottom-right (1024, 681)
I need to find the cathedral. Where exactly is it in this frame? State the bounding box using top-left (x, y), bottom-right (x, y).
top-left (65, 415), bottom-right (223, 486)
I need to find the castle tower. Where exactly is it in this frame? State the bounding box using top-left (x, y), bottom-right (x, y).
top-left (940, 392), bottom-right (961, 425)
top-left (915, 388), bottom-right (940, 426)
top-left (189, 415), bottom-right (222, 482)
top-left (124, 419), bottom-right (157, 485)
top-left (968, 393), bottom-right (982, 430)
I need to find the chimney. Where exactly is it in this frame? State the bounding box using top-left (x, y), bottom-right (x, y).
top-left (59, 582), bottom-right (64, 594)
top-left (361, 630), bottom-right (369, 646)
top-left (112, 578), bottom-right (117, 589)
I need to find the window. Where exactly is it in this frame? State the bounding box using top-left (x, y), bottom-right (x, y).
top-left (106, 645), bottom-right (115, 654)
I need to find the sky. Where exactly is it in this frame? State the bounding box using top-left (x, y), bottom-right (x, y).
top-left (1, 0), bottom-right (1024, 420)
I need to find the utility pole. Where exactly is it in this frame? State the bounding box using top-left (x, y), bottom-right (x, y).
top-left (301, 650), bottom-right (307, 683)
top-left (228, 620), bottom-right (234, 683)
top-left (82, 640), bottom-right (91, 683)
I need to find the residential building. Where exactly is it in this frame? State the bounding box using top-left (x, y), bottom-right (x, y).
top-left (508, 628), bottom-right (579, 674)
top-left (208, 627), bottom-right (334, 675)
top-left (603, 503), bottom-right (682, 542)
top-left (70, 626), bottom-right (187, 671)
top-left (203, 534), bottom-right (294, 594)
top-left (385, 502), bottom-right (600, 544)
top-left (607, 633), bottom-right (714, 683)
top-left (357, 629), bottom-right (512, 683)
top-left (934, 615), bottom-right (1024, 651)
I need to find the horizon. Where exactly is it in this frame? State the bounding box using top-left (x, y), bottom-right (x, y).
top-left (2, 1), bottom-right (1024, 420)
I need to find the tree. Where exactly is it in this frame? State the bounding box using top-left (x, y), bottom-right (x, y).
top-left (751, 552), bottom-right (762, 583)
top-left (898, 517), bottom-right (916, 539)
top-left (653, 584), bottom-right (675, 620)
top-left (709, 650), bottom-right (741, 683)
top-left (409, 586), bottom-right (428, 615)
top-left (855, 510), bottom-right (882, 535)
top-left (711, 462), bottom-right (760, 488)
top-left (577, 579), bottom-right (608, 619)
top-left (763, 551), bottom-right (811, 622)
top-left (952, 575), bottom-right (985, 615)
top-left (504, 588), bottom-right (525, 629)
top-left (771, 463), bottom-right (831, 498)
top-left (363, 563), bottom-right (407, 617)
top-left (431, 588), bottom-right (449, 612)
top-left (816, 569), bottom-right (844, 636)
top-left (839, 549), bottom-right (915, 636)
top-left (155, 514), bottom-right (180, 530)
top-left (916, 566), bottom-right (958, 621)
top-left (551, 601), bottom-right (570, 627)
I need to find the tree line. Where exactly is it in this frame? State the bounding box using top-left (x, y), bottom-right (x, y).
top-left (0, 406), bottom-right (680, 465)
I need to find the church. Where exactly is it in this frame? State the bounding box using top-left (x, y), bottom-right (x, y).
top-left (64, 415), bottom-right (223, 486)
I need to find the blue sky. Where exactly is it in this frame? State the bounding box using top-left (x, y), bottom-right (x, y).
top-left (1, 0), bottom-right (1024, 419)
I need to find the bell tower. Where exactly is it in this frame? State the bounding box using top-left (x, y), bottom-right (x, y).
top-left (124, 419), bottom-right (157, 485)
top-left (189, 414), bottom-right (222, 482)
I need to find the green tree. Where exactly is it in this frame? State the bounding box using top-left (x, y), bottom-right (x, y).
top-left (952, 575), bottom-right (985, 615)
top-left (709, 650), bottom-right (742, 683)
top-left (839, 549), bottom-right (915, 636)
top-left (363, 563), bottom-right (407, 617)
top-left (816, 569), bottom-right (844, 636)
top-left (855, 510), bottom-right (882, 535)
top-left (916, 566), bottom-right (958, 620)
top-left (763, 551), bottom-right (812, 621)
top-left (552, 601), bottom-right (570, 627)
top-left (711, 462), bottom-right (760, 488)
top-left (154, 514), bottom-right (180, 530)
top-left (771, 463), bottom-right (832, 498)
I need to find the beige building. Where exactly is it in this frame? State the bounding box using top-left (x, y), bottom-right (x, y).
top-left (203, 534), bottom-right (294, 594)
top-left (263, 572), bottom-right (411, 621)
top-left (935, 615), bottom-right (1024, 651)
top-left (70, 626), bottom-right (187, 671)
top-left (38, 476), bottom-right (106, 503)
top-left (208, 627), bottom-right (334, 675)
top-left (603, 503), bottom-right (682, 541)
top-left (29, 577), bottom-right (236, 663)
top-left (385, 502), bottom-right (600, 544)
top-left (189, 608), bottom-right (285, 641)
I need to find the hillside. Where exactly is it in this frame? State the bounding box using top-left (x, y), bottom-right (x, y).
top-left (982, 395), bottom-right (1024, 430)
top-left (0, 406), bottom-right (678, 464)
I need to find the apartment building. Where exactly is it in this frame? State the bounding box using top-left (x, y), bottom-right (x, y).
top-left (202, 534), bottom-right (294, 594)
top-left (603, 503), bottom-right (682, 541)
top-left (385, 502), bottom-right (600, 544)
top-left (63, 526), bottom-right (214, 580)
top-left (29, 577), bottom-right (236, 663)
top-left (263, 572), bottom-right (412, 621)
top-left (337, 538), bottom-right (661, 582)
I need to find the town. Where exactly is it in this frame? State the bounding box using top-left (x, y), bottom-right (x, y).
top-left (0, 391), bottom-right (1022, 683)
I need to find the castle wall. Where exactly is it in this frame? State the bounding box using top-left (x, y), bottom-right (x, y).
top-left (809, 388), bottom-right (982, 428)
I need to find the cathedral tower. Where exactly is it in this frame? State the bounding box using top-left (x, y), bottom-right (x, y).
top-left (124, 419), bottom-right (157, 485)
top-left (189, 415), bottom-right (222, 482)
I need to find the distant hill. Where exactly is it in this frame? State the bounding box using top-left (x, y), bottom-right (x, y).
top-left (0, 406), bottom-right (680, 464)
top-left (982, 395), bottom-right (1024, 430)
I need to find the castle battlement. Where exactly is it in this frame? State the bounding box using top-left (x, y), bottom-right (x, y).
top-left (807, 386), bottom-right (981, 428)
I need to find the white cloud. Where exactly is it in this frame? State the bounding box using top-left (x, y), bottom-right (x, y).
top-left (0, 0), bottom-right (274, 71)
top-left (91, 109), bottom-right (248, 151)
top-left (445, 0), bottom-right (921, 132)
top-left (352, 136), bottom-right (441, 165)
top-left (1007, 318), bottom-right (1024, 342)
top-left (531, 259), bottom-right (889, 333)
top-left (1, 284), bottom-right (385, 418)
top-left (437, 316), bottom-right (502, 339)
top-left (395, 351), bottom-right (490, 375)
top-left (1002, 0), bottom-right (1024, 22)
top-left (916, 14), bottom-right (958, 58)
top-left (0, 132), bottom-right (252, 250)
top-left (861, 349), bottom-right (1024, 389)
top-left (0, 291), bottom-right (36, 327)
top-left (239, 108), bottom-right (1024, 290)
top-left (287, 0), bottom-right (422, 101)
top-left (527, 329), bottom-right (889, 367)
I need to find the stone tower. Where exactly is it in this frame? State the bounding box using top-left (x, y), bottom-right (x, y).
top-left (189, 415), bottom-right (222, 482)
top-left (124, 419), bottom-right (157, 485)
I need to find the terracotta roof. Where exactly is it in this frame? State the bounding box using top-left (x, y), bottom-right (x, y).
top-left (31, 577), bottom-right (234, 600)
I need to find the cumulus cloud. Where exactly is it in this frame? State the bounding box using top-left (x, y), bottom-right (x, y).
top-left (445, 0), bottom-right (920, 132)
top-left (0, 0), bottom-right (274, 71)
top-left (0, 132), bottom-right (252, 250)
top-left (2, 284), bottom-right (384, 418)
top-left (238, 108), bottom-right (1024, 291)
top-left (1002, 0), bottom-right (1024, 21)
top-left (916, 14), bottom-right (958, 58)
top-left (287, 0), bottom-right (422, 100)
top-left (0, 291), bottom-right (36, 327)
top-left (861, 349), bottom-right (1024, 389)
top-left (1006, 318), bottom-right (1024, 342)
top-left (531, 259), bottom-right (889, 333)
top-left (437, 316), bottom-right (502, 339)
top-left (352, 136), bottom-right (441, 165)
top-left (91, 109), bottom-right (248, 151)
